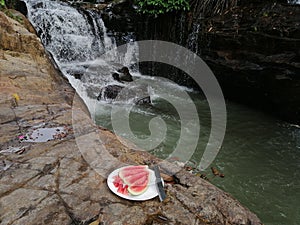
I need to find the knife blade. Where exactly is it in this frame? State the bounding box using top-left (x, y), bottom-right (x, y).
top-left (153, 165), bottom-right (166, 202)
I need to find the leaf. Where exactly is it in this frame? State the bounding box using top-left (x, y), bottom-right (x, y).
top-left (12, 93), bottom-right (20, 101)
top-left (211, 167), bottom-right (220, 176)
top-left (89, 219), bottom-right (100, 225)
top-left (0, 0), bottom-right (5, 7)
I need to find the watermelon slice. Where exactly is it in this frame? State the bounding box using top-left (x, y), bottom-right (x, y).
top-left (119, 165), bottom-right (149, 180)
top-left (118, 165), bottom-right (150, 196)
top-left (127, 174), bottom-right (150, 195)
top-left (121, 171), bottom-right (148, 185)
top-left (113, 175), bottom-right (129, 195)
top-left (112, 175), bottom-right (123, 188)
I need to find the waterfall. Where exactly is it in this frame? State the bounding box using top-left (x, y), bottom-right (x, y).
top-left (187, 23), bottom-right (201, 56)
top-left (24, 0), bottom-right (139, 111)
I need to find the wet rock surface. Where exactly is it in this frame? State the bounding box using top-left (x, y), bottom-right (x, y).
top-left (0, 10), bottom-right (262, 225)
top-left (177, 3), bottom-right (299, 124)
top-left (200, 3), bottom-right (300, 124)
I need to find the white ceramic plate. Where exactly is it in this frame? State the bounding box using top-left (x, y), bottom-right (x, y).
top-left (107, 166), bottom-right (159, 201)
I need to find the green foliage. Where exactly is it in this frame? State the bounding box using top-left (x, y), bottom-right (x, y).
top-left (0, 0), bottom-right (6, 8)
top-left (4, 9), bottom-right (23, 23)
top-left (135, 0), bottom-right (190, 15)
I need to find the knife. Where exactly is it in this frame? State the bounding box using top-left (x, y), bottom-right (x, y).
top-left (153, 165), bottom-right (166, 202)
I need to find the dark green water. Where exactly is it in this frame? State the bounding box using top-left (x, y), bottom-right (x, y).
top-left (94, 88), bottom-right (300, 225)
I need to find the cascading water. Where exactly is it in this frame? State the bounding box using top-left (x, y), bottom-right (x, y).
top-left (187, 23), bottom-right (201, 55)
top-left (23, 0), bottom-right (200, 160)
top-left (24, 0), bottom-right (140, 112)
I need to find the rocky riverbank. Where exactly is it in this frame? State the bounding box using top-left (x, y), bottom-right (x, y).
top-left (0, 10), bottom-right (262, 225)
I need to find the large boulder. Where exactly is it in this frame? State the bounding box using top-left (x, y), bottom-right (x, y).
top-left (97, 84), bottom-right (151, 105)
top-left (116, 66), bottom-right (133, 82)
top-left (97, 84), bottom-right (124, 100)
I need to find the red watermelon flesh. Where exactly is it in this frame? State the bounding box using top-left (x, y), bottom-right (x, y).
top-left (118, 165), bottom-right (150, 196)
top-left (113, 175), bottom-right (129, 195)
top-left (120, 165), bottom-right (148, 171)
top-left (112, 175), bottom-right (123, 188)
top-left (119, 165), bottom-right (148, 180)
top-left (121, 171), bottom-right (148, 185)
top-left (127, 174), bottom-right (150, 195)
top-left (128, 184), bottom-right (148, 195)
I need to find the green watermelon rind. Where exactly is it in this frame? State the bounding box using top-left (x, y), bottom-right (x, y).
top-left (127, 182), bottom-right (149, 196)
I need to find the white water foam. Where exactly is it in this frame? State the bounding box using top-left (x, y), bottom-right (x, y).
top-left (24, 0), bottom-right (139, 112)
top-left (24, 0), bottom-right (197, 118)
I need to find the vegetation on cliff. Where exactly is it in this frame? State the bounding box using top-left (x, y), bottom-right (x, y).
top-left (0, 0), bottom-right (6, 9)
top-left (134, 0), bottom-right (238, 15)
top-left (135, 0), bottom-right (298, 16)
top-left (135, 0), bottom-right (190, 14)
